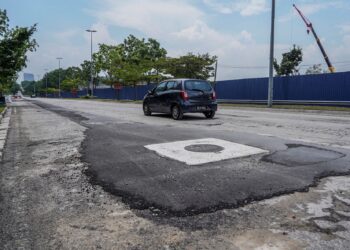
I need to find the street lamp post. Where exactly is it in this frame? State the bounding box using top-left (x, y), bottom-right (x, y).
top-left (267, 0), bottom-right (276, 108)
top-left (213, 59), bottom-right (218, 90)
top-left (44, 68), bottom-right (48, 98)
top-left (36, 74), bottom-right (40, 96)
top-left (56, 57), bottom-right (63, 98)
top-left (86, 29), bottom-right (97, 97)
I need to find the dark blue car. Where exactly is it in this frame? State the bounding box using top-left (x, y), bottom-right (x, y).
top-left (143, 79), bottom-right (217, 120)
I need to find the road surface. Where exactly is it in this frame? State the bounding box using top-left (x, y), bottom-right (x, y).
top-left (1, 98), bottom-right (350, 249)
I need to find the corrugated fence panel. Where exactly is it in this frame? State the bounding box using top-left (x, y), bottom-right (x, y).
top-left (93, 88), bottom-right (116, 99)
top-left (215, 77), bottom-right (268, 100)
top-left (59, 72), bottom-right (350, 102)
top-left (216, 71), bottom-right (350, 101)
top-left (61, 92), bottom-right (77, 98)
top-left (60, 85), bottom-right (155, 100)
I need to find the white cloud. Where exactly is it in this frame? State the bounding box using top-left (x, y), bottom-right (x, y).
top-left (339, 24), bottom-right (350, 34)
top-left (24, 0), bottom-right (348, 82)
top-left (53, 29), bottom-right (80, 42)
top-left (203, 0), bottom-right (268, 16)
top-left (23, 28), bottom-right (91, 81)
top-left (171, 21), bottom-right (271, 80)
top-left (23, 22), bottom-right (117, 81)
top-left (91, 0), bottom-right (203, 37)
top-left (90, 0), bottom-right (272, 80)
top-left (278, 1), bottom-right (343, 23)
top-left (84, 22), bottom-right (116, 46)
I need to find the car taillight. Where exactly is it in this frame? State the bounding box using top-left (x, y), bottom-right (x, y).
top-left (211, 91), bottom-right (216, 100)
top-left (181, 91), bottom-right (189, 101)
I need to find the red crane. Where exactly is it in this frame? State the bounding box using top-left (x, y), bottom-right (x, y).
top-left (293, 4), bottom-right (335, 73)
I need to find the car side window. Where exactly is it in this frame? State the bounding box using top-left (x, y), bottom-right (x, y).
top-left (175, 81), bottom-right (182, 90)
top-left (166, 81), bottom-right (176, 90)
top-left (155, 82), bottom-right (167, 93)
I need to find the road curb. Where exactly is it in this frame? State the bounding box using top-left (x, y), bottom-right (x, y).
top-left (0, 106), bottom-right (10, 160)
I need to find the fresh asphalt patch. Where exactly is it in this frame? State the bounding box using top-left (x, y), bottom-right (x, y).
top-left (32, 100), bottom-right (350, 216)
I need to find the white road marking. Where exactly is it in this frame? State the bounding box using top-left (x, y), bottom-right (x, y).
top-left (145, 138), bottom-right (268, 165)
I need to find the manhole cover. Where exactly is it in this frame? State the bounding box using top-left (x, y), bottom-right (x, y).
top-left (184, 144), bottom-right (224, 153)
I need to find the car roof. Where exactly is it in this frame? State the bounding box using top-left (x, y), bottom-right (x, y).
top-left (163, 78), bottom-right (208, 82)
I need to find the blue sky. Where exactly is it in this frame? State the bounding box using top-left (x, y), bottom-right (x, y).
top-left (2, 0), bottom-right (350, 81)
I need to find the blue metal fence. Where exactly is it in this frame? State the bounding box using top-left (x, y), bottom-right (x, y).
top-left (216, 71), bottom-right (350, 102)
top-left (59, 71), bottom-right (350, 102)
top-left (59, 85), bottom-right (155, 100)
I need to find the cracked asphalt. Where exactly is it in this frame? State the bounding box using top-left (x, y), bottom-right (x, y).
top-left (1, 98), bottom-right (350, 249)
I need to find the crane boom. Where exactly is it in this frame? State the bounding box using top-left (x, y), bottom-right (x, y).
top-left (293, 4), bottom-right (335, 73)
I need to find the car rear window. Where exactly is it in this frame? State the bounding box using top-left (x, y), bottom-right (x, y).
top-left (184, 80), bottom-right (212, 91)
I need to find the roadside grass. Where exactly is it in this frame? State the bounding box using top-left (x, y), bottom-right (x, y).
top-left (58, 98), bottom-right (350, 112)
top-left (0, 105), bottom-right (6, 113)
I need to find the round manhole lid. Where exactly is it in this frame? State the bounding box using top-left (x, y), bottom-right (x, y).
top-left (184, 144), bottom-right (224, 153)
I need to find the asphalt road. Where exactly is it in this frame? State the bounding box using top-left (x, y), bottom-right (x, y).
top-left (31, 99), bottom-right (350, 216)
top-left (1, 98), bottom-right (350, 249)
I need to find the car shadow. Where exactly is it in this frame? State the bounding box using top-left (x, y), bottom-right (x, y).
top-left (150, 113), bottom-right (218, 121)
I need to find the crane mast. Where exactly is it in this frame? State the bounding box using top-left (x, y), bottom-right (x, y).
top-left (293, 4), bottom-right (335, 73)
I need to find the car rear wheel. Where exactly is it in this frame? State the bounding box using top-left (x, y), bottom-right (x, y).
top-left (143, 103), bottom-right (152, 116)
top-left (171, 105), bottom-right (183, 120)
top-left (204, 111), bottom-right (215, 119)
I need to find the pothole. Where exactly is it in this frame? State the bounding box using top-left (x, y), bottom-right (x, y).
top-left (262, 144), bottom-right (345, 167)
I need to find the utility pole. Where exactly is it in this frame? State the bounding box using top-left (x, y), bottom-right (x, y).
top-left (213, 59), bottom-right (218, 90)
top-left (267, 0), bottom-right (275, 108)
top-left (86, 29), bottom-right (97, 96)
top-left (44, 68), bottom-right (48, 97)
top-left (36, 74), bottom-right (40, 96)
top-left (56, 57), bottom-right (63, 98)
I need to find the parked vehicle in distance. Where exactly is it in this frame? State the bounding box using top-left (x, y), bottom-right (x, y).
top-left (143, 79), bottom-right (217, 120)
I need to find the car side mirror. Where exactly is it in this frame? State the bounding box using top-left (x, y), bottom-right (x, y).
top-left (148, 90), bottom-right (153, 95)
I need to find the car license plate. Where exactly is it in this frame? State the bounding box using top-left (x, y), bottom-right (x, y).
top-left (197, 106), bottom-right (207, 111)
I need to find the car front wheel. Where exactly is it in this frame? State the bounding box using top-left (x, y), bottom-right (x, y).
top-left (171, 105), bottom-right (183, 120)
top-left (204, 111), bottom-right (215, 119)
top-left (143, 103), bottom-right (152, 116)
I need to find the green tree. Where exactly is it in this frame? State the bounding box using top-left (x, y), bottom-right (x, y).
top-left (120, 35), bottom-right (167, 84)
top-left (21, 80), bottom-right (35, 95)
top-left (93, 45), bottom-right (123, 86)
top-left (94, 35), bottom-right (168, 87)
top-left (10, 82), bottom-right (21, 95)
top-left (62, 66), bottom-right (86, 90)
top-left (305, 64), bottom-right (326, 75)
top-left (61, 78), bottom-right (80, 91)
top-left (80, 60), bottom-right (100, 88)
top-left (0, 9), bottom-right (38, 95)
top-left (44, 69), bottom-right (61, 89)
top-left (273, 45), bottom-right (303, 76)
top-left (32, 66), bottom-right (87, 94)
top-left (165, 53), bottom-right (217, 80)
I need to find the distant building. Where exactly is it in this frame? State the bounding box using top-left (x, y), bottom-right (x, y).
top-left (23, 73), bottom-right (34, 82)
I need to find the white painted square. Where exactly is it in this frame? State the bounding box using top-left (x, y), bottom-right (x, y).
top-left (145, 138), bottom-right (268, 165)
